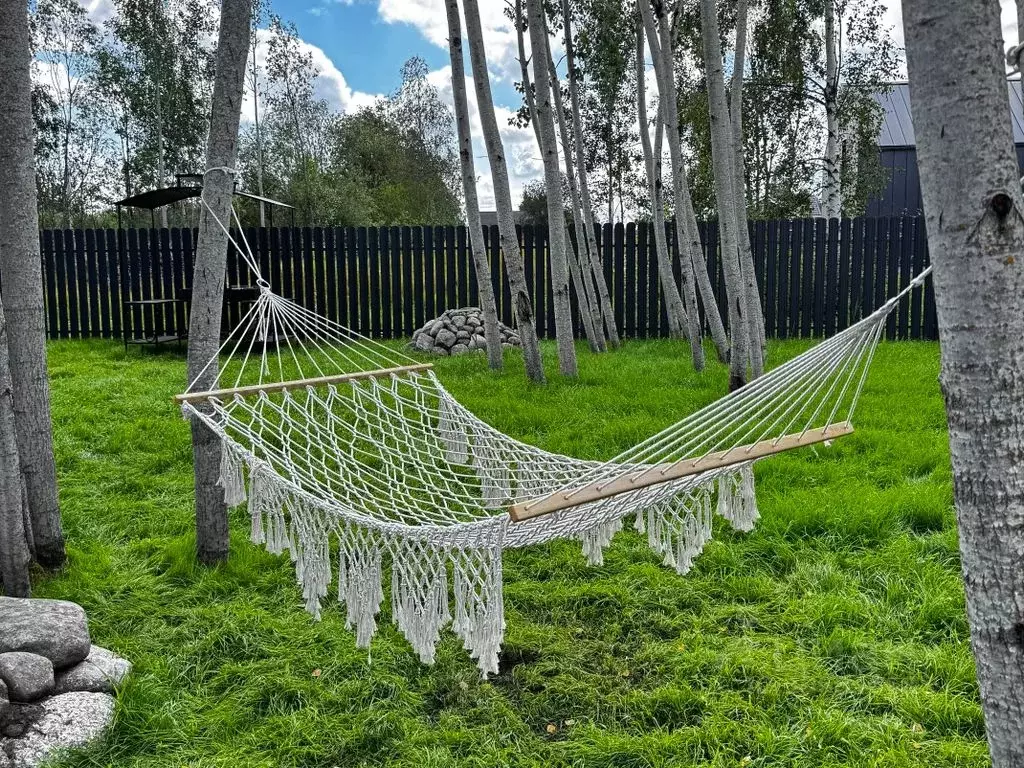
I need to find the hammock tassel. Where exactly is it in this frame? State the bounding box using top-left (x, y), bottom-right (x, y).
top-left (337, 525), bottom-right (385, 648)
top-left (717, 465), bottom-right (760, 532)
top-left (218, 443), bottom-right (247, 507)
top-left (451, 546), bottom-right (504, 677)
top-left (391, 541), bottom-right (451, 664)
top-left (580, 517), bottom-right (623, 566)
top-left (642, 486), bottom-right (714, 576)
top-left (290, 501), bottom-right (333, 620)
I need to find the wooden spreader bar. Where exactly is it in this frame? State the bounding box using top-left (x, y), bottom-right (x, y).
top-left (175, 363), bottom-right (434, 404)
top-left (508, 423), bottom-right (854, 522)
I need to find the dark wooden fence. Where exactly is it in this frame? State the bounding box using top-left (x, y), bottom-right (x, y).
top-left (35, 216), bottom-right (936, 343)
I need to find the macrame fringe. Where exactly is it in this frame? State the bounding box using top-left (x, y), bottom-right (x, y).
top-left (451, 547), bottom-right (504, 677)
top-left (337, 524), bottom-right (385, 648)
top-left (218, 443), bottom-right (247, 507)
top-left (580, 517), bottom-right (623, 566)
top-left (640, 485), bottom-right (714, 575)
top-left (717, 464), bottom-right (760, 532)
top-left (391, 541), bottom-right (451, 664)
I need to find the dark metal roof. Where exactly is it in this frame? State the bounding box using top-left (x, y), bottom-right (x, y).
top-left (115, 185), bottom-right (201, 210)
top-left (876, 81), bottom-right (1024, 148)
top-left (116, 185), bottom-right (294, 211)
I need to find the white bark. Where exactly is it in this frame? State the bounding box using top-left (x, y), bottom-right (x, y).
top-left (463, 0), bottom-right (545, 383)
top-left (0, 301), bottom-right (30, 597)
top-left (545, 43), bottom-right (605, 353)
top-left (904, 2), bottom-right (1024, 764)
top-left (640, 0), bottom-right (723, 368)
top-left (729, 0), bottom-right (765, 376)
top-left (0, 0), bottom-right (65, 569)
top-left (822, 0), bottom-right (841, 220)
top-left (562, 0), bottom-right (620, 349)
top-left (514, 6), bottom-right (601, 354)
top-left (636, 25), bottom-right (688, 342)
top-left (186, 0), bottom-right (252, 565)
top-left (699, 0), bottom-right (749, 389)
top-left (525, 0), bottom-right (576, 377)
top-left (444, 0), bottom-right (503, 369)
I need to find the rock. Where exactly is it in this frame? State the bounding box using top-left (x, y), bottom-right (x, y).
top-left (502, 342), bottom-right (513, 348)
top-left (473, 326), bottom-right (485, 336)
top-left (0, 692), bottom-right (114, 768)
top-left (435, 328), bottom-right (456, 348)
top-left (53, 647), bottom-right (131, 696)
top-left (414, 333), bottom-right (434, 352)
top-left (451, 314), bottom-right (466, 327)
top-left (450, 343), bottom-right (469, 355)
top-left (428, 319), bottom-right (444, 336)
top-left (0, 655), bottom-right (54, 704)
top-left (0, 680), bottom-right (8, 720)
top-left (510, 336), bottom-right (522, 346)
top-left (466, 316), bottom-right (480, 328)
top-left (0, 599), bottom-right (90, 670)
top-left (456, 329), bottom-right (471, 341)
top-left (468, 335), bottom-right (485, 350)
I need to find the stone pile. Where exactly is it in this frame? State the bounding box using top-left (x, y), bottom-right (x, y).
top-left (0, 597), bottom-right (130, 768)
top-left (410, 307), bottom-right (520, 356)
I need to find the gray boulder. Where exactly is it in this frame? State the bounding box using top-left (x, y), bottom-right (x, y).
top-left (0, 654), bottom-right (54, 703)
top-left (413, 333), bottom-right (433, 352)
top-left (0, 599), bottom-right (90, 669)
top-left (0, 679), bottom-right (8, 720)
top-left (450, 343), bottom-right (469, 355)
top-left (53, 647), bottom-right (131, 696)
top-left (435, 328), bottom-right (456, 349)
top-left (0, 692), bottom-right (115, 768)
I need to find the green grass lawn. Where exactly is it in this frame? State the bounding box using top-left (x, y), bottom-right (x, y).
top-left (33, 338), bottom-right (986, 768)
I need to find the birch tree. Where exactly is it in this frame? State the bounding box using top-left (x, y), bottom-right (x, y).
top-left (821, 0), bottom-right (840, 219)
top-left (0, 0), bottom-right (65, 569)
top-left (636, 26), bottom-right (689, 343)
top-left (512, 10), bottom-right (602, 354)
top-left (561, 0), bottom-right (620, 349)
top-left (443, 0), bottom-right (503, 370)
top-left (186, 0), bottom-right (251, 565)
top-left (542, 32), bottom-right (604, 352)
top-left (698, 0), bottom-right (750, 388)
top-left (463, 0), bottom-right (545, 383)
top-left (639, 0), bottom-right (723, 368)
top-left (526, 0), bottom-right (576, 377)
top-left (0, 302), bottom-right (30, 598)
top-left (903, 1), bottom-right (1024, 763)
top-left (729, 0), bottom-right (766, 371)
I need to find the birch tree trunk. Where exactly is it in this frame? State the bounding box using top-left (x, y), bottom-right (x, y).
top-left (562, 0), bottom-right (620, 349)
top-left (546, 45), bottom-right (604, 353)
top-left (444, 0), bottom-right (503, 370)
top-left (186, 0), bottom-right (251, 565)
top-left (699, 0), bottom-right (749, 389)
top-left (904, 1), bottom-right (1024, 763)
top-left (0, 0), bottom-right (65, 569)
top-left (729, 0), bottom-right (765, 375)
top-left (0, 302), bottom-right (30, 598)
top-left (514, 6), bottom-right (601, 354)
top-left (464, 0), bottom-right (545, 383)
top-left (821, 0), bottom-right (841, 220)
top-left (526, 0), bottom-right (576, 377)
top-left (639, 0), bottom-right (722, 369)
top-left (636, 25), bottom-right (688, 342)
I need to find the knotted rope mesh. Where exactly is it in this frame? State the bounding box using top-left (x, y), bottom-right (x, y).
top-left (180, 212), bottom-right (929, 673)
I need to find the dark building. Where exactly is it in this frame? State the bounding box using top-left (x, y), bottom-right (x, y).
top-left (867, 82), bottom-right (1024, 217)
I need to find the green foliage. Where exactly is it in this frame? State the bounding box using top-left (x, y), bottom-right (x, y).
top-left (35, 338), bottom-right (986, 767)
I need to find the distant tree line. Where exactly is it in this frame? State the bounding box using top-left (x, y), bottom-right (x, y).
top-left (29, 0), bottom-right (462, 229)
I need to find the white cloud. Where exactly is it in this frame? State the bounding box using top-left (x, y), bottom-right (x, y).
top-left (426, 64), bottom-right (541, 209)
top-left (242, 28), bottom-right (381, 122)
top-left (376, 0), bottom-right (533, 86)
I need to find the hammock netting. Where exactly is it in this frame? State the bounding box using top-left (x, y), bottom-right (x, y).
top-left (179, 214), bottom-right (929, 674)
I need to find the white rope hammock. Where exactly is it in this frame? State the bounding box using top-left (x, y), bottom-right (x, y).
top-left (179, 202), bottom-right (931, 674)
